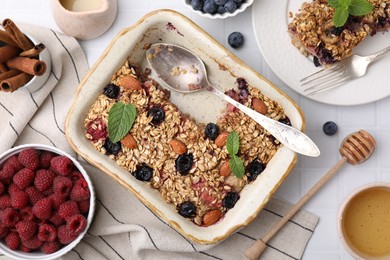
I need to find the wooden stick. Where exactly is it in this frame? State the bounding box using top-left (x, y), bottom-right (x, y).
top-left (245, 157), bottom-right (348, 260)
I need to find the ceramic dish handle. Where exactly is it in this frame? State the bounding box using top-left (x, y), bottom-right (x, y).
top-left (206, 84), bottom-right (320, 157)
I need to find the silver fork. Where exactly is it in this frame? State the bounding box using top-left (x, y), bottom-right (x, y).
top-left (301, 46), bottom-right (390, 96)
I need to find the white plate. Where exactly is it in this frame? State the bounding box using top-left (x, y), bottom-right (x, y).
top-left (252, 0), bottom-right (390, 106)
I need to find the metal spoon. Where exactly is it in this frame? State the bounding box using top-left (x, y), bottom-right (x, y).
top-left (146, 43), bottom-right (320, 157)
top-left (245, 130), bottom-right (376, 259)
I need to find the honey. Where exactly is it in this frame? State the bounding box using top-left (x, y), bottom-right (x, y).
top-left (343, 187), bottom-right (390, 257)
top-left (60, 0), bottom-right (102, 12)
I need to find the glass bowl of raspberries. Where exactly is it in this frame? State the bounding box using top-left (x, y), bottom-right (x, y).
top-left (0, 144), bottom-right (95, 259)
top-left (184, 0), bottom-right (254, 19)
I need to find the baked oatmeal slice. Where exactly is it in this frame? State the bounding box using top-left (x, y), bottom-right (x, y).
top-left (288, 0), bottom-right (389, 66)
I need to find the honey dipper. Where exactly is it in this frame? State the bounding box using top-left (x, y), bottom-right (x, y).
top-left (245, 130), bottom-right (376, 260)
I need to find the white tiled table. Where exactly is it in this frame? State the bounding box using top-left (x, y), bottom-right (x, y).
top-left (2, 1), bottom-right (389, 259)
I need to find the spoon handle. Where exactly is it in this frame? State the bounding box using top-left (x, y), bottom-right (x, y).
top-left (206, 85), bottom-right (320, 157)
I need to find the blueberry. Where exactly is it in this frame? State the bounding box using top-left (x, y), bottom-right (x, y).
top-left (224, 0), bottom-right (237, 13)
top-left (331, 26), bottom-right (344, 36)
top-left (233, 0), bottom-right (243, 2)
top-left (214, 0), bottom-right (228, 4)
top-left (134, 164), bottom-right (153, 181)
top-left (175, 153), bottom-right (194, 175)
top-left (178, 201), bottom-right (197, 218)
top-left (203, 0), bottom-right (218, 14)
top-left (313, 56), bottom-right (321, 67)
top-left (222, 192), bottom-right (240, 209)
top-left (103, 84), bottom-right (120, 99)
top-left (279, 116), bottom-right (292, 126)
top-left (104, 138), bottom-right (122, 155)
top-left (204, 123), bottom-right (220, 140)
top-left (217, 5), bottom-right (226, 14)
top-left (147, 107), bottom-right (165, 125)
top-left (246, 159), bottom-right (266, 182)
top-left (228, 32), bottom-right (244, 48)
top-left (191, 0), bottom-right (204, 11)
top-left (323, 121), bottom-right (338, 136)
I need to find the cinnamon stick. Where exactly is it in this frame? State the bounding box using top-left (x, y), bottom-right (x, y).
top-left (6, 56), bottom-right (46, 76)
top-left (2, 18), bottom-right (34, 51)
top-left (0, 45), bottom-right (21, 64)
top-left (0, 63), bottom-right (7, 73)
top-left (0, 30), bottom-right (19, 47)
top-left (0, 72), bottom-right (32, 92)
top-left (19, 43), bottom-right (45, 58)
top-left (0, 70), bottom-right (20, 81)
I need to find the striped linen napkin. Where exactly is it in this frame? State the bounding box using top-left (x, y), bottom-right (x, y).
top-left (0, 23), bottom-right (319, 260)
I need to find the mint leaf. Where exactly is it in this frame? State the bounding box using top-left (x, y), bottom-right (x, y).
top-left (229, 155), bottom-right (245, 179)
top-left (349, 0), bottom-right (373, 16)
top-left (333, 6), bottom-right (349, 27)
top-left (226, 131), bottom-right (239, 155)
top-left (327, 0), bottom-right (341, 8)
top-left (108, 102), bottom-right (137, 143)
top-left (340, 0), bottom-right (352, 7)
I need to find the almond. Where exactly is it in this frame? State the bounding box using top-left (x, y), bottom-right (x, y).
top-left (215, 131), bottom-right (229, 147)
top-left (203, 209), bottom-right (222, 226)
top-left (252, 98), bottom-right (267, 115)
top-left (119, 75), bottom-right (142, 90)
top-left (219, 161), bottom-right (231, 177)
top-left (168, 139), bottom-right (187, 155)
top-left (121, 134), bottom-right (137, 149)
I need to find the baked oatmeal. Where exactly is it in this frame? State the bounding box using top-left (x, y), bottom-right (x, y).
top-left (84, 61), bottom-right (290, 226)
top-left (288, 0), bottom-right (389, 66)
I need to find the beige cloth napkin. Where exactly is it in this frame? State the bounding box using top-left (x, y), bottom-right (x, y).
top-left (0, 24), bottom-right (319, 260)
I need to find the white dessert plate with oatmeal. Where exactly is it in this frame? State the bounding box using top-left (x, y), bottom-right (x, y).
top-left (66, 10), bottom-right (305, 244)
top-left (252, 0), bottom-right (390, 106)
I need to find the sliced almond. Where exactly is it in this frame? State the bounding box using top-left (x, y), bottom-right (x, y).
top-left (121, 134), bottom-right (137, 149)
top-left (252, 98), bottom-right (268, 115)
top-left (215, 131), bottom-right (229, 147)
top-left (219, 161), bottom-right (231, 177)
top-left (203, 209), bottom-right (222, 226)
top-left (119, 75), bottom-right (142, 90)
top-left (168, 139), bottom-right (187, 155)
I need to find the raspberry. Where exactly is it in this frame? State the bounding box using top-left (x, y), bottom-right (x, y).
top-left (13, 168), bottom-right (35, 190)
top-left (0, 163), bottom-right (16, 184)
top-left (32, 198), bottom-right (53, 220)
top-left (41, 240), bottom-right (61, 254)
top-left (10, 190), bottom-right (29, 209)
top-left (18, 148), bottom-right (40, 171)
top-left (77, 199), bottom-right (90, 214)
top-left (25, 186), bottom-right (44, 205)
top-left (70, 179), bottom-right (90, 202)
top-left (53, 176), bottom-right (73, 197)
top-left (4, 155), bottom-right (24, 171)
top-left (0, 181), bottom-right (4, 195)
top-left (58, 201), bottom-right (79, 220)
top-left (0, 194), bottom-right (11, 209)
top-left (22, 235), bottom-right (43, 249)
top-left (49, 213), bottom-right (64, 226)
top-left (38, 224), bottom-right (57, 242)
top-left (40, 151), bottom-right (55, 169)
top-left (49, 193), bottom-right (66, 209)
top-left (70, 171), bottom-right (83, 183)
top-left (15, 220), bottom-right (37, 241)
top-left (57, 225), bottom-right (77, 245)
top-left (50, 156), bottom-right (73, 176)
top-left (0, 208), bottom-right (20, 227)
top-left (42, 186), bottom-right (54, 197)
top-left (20, 206), bottom-right (35, 221)
top-left (34, 169), bottom-right (56, 192)
top-left (0, 223), bottom-right (9, 238)
top-left (20, 244), bottom-right (31, 252)
top-left (8, 183), bottom-right (21, 195)
top-left (66, 214), bottom-right (87, 236)
top-left (5, 231), bottom-right (21, 250)
top-left (86, 118), bottom-right (108, 141)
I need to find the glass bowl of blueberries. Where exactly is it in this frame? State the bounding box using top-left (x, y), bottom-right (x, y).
top-left (184, 0), bottom-right (254, 19)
